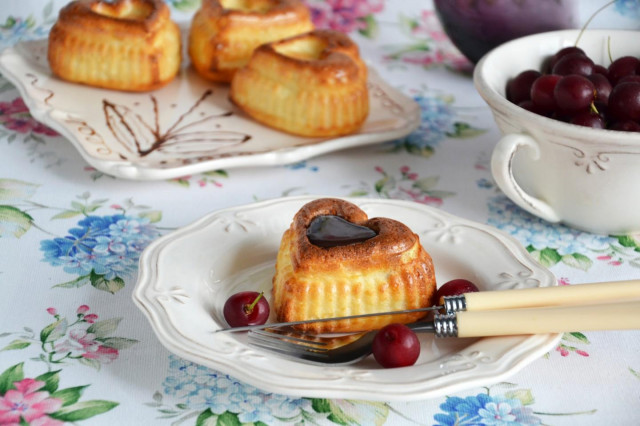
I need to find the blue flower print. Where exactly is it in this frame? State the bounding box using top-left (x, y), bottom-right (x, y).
top-left (614, 0), bottom-right (640, 18)
top-left (434, 393), bottom-right (541, 426)
top-left (162, 355), bottom-right (313, 424)
top-left (40, 214), bottom-right (160, 292)
top-left (486, 195), bottom-right (615, 269)
top-left (396, 95), bottom-right (455, 150)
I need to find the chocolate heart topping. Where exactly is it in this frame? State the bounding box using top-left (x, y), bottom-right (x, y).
top-left (306, 215), bottom-right (377, 248)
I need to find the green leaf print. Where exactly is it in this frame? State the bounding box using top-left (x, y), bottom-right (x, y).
top-left (51, 210), bottom-right (83, 220)
top-left (50, 385), bottom-right (89, 407)
top-left (403, 142), bottom-right (434, 157)
top-left (374, 175), bottom-right (395, 197)
top-left (0, 205), bottom-right (33, 237)
top-left (99, 337), bottom-right (138, 350)
top-left (0, 363), bottom-right (24, 395)
top-left (0, 16), bottom-right (17, 30)
top-left (78, 358), bottom-right (102, 370)
top-left (563, 332), bottom-right (590, 344)
top-left (412, 176), bottom-right (439, 191)
top-left (34, 370), bottom-right (61, 394)
top-left (203, 169), bottom-right (229, 178)
top-left (358, 14), bottom-right (379, 38)
top-left (216, 411), bottom-right (242, 426)
top-left (86, 318), bottom-right (122, 339)
top-left (561, 253), bottom-right (592, 271)
top-left (310, 399), bottom-right (388, 425)
top-left (311, 398), bottom-right (332, 413)
top-left (1, 339), bottom-right (31, 351)
top-left (89, 271), bottom-right (125, 293)
top-left (196, 409), bottom-right (217, 426)
top-left (528, 248), bottom-right (562, 268)
top-left (616, 235), bottom-right (640, 250)
top-left (446, 122), bottom-right (486, 138)
top-left (170, 0), bottom-right (202, 12)
top-left (0, 179), bottom-right (38, 201)
top-left (53, 274), bottom-right (91, 289)
top-left (40, 318), bottom-right (68, 343)
top-left (138, 210), bottom-right (162, 223)
top-left (49, 400), bottom-right (119, 422)
top-left (504, 388), bottom-right (535, 405)
top-left (43, 0), bottom-right (54, 18)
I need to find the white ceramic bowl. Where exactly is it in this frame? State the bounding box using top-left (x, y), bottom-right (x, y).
top-left (474, 29), bottom-right (640, 235)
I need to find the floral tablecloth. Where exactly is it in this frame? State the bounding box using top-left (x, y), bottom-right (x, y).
top-left (1, 1), bottom-right (639, 425)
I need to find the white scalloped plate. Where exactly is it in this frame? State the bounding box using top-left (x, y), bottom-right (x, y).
top-left (133, 196), bottom-right (560, 401)
top-left (0, 38), bottom-right (419, 180)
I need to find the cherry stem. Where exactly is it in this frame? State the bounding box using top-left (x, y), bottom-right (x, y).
top-left (244, 292), bottom-right (264, 315)
top-left (574, 0), bottom-right (616, 47)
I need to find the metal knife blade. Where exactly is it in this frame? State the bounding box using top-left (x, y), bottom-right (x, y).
top-left (214, 305), bottom-right (442, 333)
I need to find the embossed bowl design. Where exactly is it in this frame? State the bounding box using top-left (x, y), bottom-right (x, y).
top-left (474, 29), bottom-right (640, 235)
top-left (132, 196), bottom-right (558, 401)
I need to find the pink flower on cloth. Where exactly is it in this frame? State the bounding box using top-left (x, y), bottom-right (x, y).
top-left (54, 330), bottom-right (118, 364)
top-left (412, 10), bottom-right (450, 42)
top-left (76, 305), bottom-right (90, 314)
top-left (0, 97), bottom-right (59, 136)
top-left (82, 346), bottom-right (118, 363)
top-left (306, 0), bottom-right (383, 33)
top-left (0, 378), bottom-right (63, 425)
top-left (0, 98), bottom-right (29, 115)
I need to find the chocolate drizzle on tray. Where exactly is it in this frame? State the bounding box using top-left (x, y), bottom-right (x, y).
top-left (103, 89), bottom-right (251, 157)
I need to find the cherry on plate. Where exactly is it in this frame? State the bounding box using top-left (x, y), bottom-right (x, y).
top-left (223, 291), bottom-right (270, 327)
top-left (372, 323), bottom-right (420, 368)
top-left (434, 279), bottom-right (480, 304)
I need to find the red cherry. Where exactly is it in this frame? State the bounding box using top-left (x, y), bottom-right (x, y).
top-left (570, 111), bottom-right (605, 129)
top-left (587, 73), bottom-right (612, 105)
top-left (608, 56), bottom-right (639, 85)
top-left (551, 52), bottom-right (594, 76)
top-left (530, 75), bottom-right (561, 111)
top-left (553, 74), bottom-right (596, 112)
top-left (610, 120), bottom-right (640, 132)
top-left (593, 64), bottom-right (608, 76)
top-left (372, 323), bottom-right (420, 368)
top-left (546, 46), bottom-right (586, 73)
top-left (517, 100), bottom-right (548, 116)
top-left (507, 69), bottom-right (542, 104)
top-left (223, 291), bottom-right (270, 327)
top-left (608, 82), bottom-right (640, 122)
top-left (434, 279), bottom-right (480, 305)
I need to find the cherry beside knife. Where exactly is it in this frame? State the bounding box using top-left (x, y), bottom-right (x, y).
top-left (215, 279), bottom-right (640, 333)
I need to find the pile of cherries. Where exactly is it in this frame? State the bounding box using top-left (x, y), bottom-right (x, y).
top-left (506, 47), bottom-right (640, 131)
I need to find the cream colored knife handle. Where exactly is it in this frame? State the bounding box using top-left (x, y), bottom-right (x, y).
top-left (461, 280), bottom-right (640, 311)
top-left (453, 301), bottom-right (640, 338)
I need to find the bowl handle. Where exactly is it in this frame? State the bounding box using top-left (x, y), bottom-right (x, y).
top-left (491, 133), bottom-right (561, 223)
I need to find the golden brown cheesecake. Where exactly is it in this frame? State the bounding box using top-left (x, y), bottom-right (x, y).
top-left (188, 0), bottom-right (314, 83)
top-left (47, 0), bottom-right (181, 92)
top-left (230, 29), bottom-right (369, 137)
top-left (272, 198), bottom-right (436, 333)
